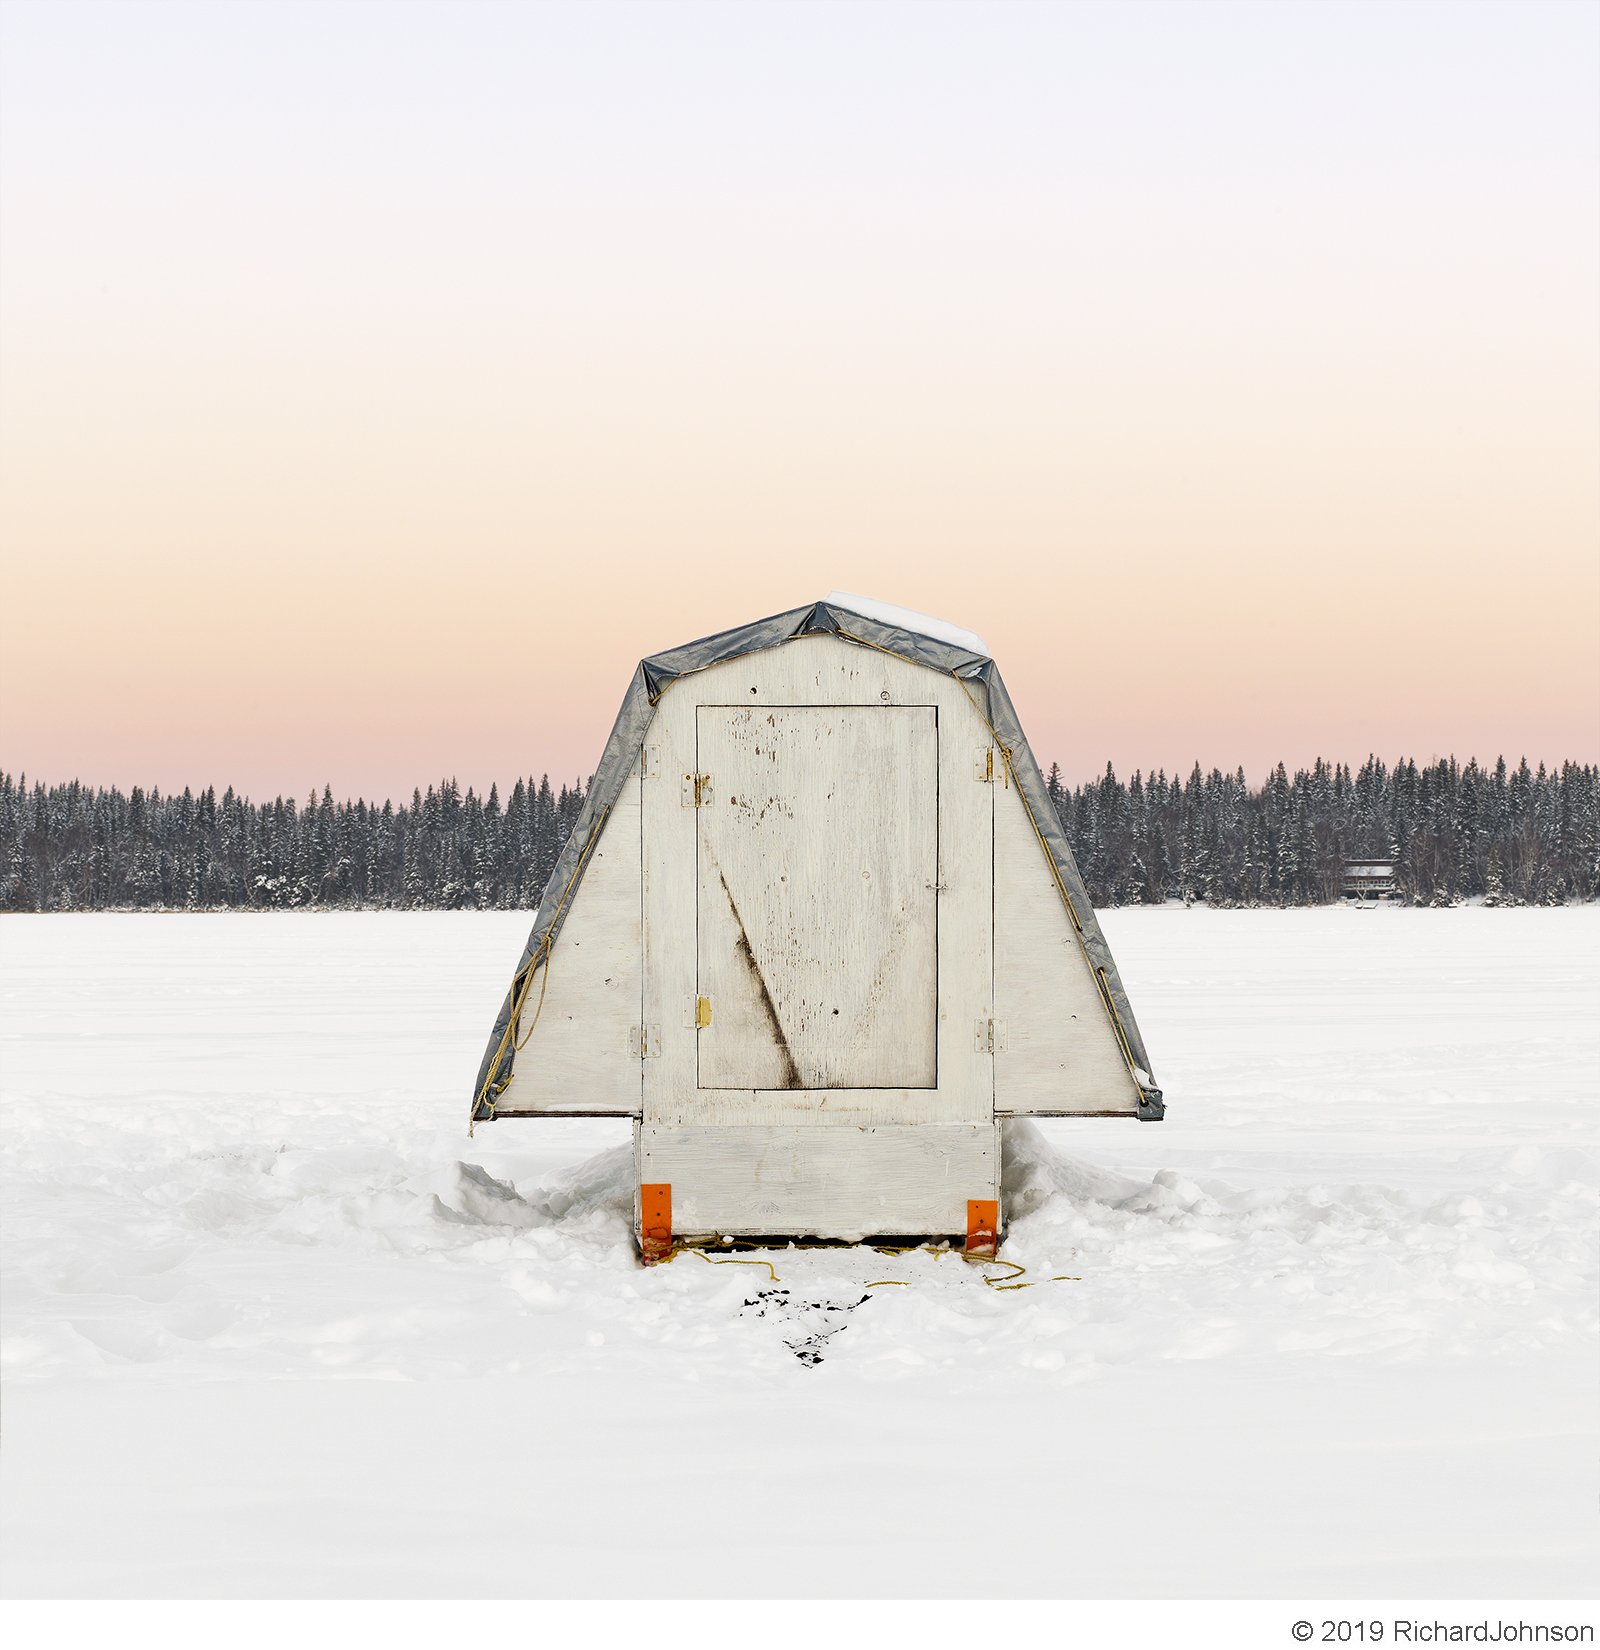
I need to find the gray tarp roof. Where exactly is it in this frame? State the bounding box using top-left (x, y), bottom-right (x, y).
top-left (472, 600), bottom-right (1161, 1122)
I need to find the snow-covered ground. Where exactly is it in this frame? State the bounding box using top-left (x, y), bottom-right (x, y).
top-left (1, 908), bottom-right (1595, 1598)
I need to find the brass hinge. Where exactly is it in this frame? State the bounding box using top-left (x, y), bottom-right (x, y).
top-left (975, 747), bottom-right (1009, 786)
top-left (628, 1024), bottom-right (662, 1059)
top-left (695, 995), bottom-right (713, 1029)
top-left (682, 772), bottom-right (714, 808)
top-left (974, 1018), bottom-right (1008, 1054)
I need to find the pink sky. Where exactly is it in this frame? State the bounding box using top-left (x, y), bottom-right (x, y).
top-left (3, 1), bottom-right (1596, 800)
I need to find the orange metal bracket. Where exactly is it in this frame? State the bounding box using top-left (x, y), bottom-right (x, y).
top-left (640, 1182), bottom-right (672, 1266)
top-left (965, 1198), bottom-right (998, 1258)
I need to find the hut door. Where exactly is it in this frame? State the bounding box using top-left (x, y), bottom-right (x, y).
top-left (695, 704), bottom-right (939, 1090)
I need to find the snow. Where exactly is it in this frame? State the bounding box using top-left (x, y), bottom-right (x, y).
top-left (1, 907), bottom-right (1595, 1598)
top-left (823, 590), bottom-right (989, 655)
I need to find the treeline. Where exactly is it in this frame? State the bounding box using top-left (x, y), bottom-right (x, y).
top-left (1046, 756), bottom-right (1597, 908)
top-left (0, 774), bottom-right (586, 913)
top-left (1, 755), bottom-right (1595, 913)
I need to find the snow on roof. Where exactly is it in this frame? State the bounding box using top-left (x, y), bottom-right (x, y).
top-left (823, 591), bottom-right (989, 657)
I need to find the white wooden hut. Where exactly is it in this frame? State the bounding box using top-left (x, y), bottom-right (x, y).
top-left (471, 596), bottom-right (1162, 1261)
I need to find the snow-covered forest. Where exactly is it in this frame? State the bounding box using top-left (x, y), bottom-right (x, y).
top-left (1, 755), bottom-right (1595, 913)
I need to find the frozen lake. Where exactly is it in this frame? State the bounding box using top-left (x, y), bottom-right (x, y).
top-left (1, 907), bottom-right (1595, 1597)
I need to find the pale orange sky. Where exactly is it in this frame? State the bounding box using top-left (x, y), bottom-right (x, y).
top-left (2, 0), bottom-right (1596, 800)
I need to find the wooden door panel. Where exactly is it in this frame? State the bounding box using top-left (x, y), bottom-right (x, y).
top-left (695, 705), bottom-right (938, 1090)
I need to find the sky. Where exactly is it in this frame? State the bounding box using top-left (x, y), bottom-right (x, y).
top-left (1, 0), bottom-right (1596, 801)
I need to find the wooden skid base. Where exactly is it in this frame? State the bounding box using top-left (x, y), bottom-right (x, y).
top-left (635, 1121), bottom-right (998, 1241)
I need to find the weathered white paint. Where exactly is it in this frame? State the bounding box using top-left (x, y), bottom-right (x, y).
top-left (992, 773), bottom-right (1142, 1115)
top-left (490, 768), bottom-right (642, 1117)
top-left (641, 1086), bottom-right (979, 1129)
top-left (642, 633), bottom-right (993, 1132)
top-left (638, 1122), bottom-right (999, 1238)
top-left (501, 626), bottom-right (1145, 1236)
top-left (695, 704), bottom-right (938, 1091)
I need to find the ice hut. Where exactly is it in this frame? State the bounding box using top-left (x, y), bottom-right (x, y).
top-left (471, 596), bottom-right (1162, 1261)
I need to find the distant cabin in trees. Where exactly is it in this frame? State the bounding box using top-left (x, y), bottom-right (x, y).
top-left (1343, 858), bottom-right (1397, 900)
top-left (470, 597), bottom-right (1162, 1263)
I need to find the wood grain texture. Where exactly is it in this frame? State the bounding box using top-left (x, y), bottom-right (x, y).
top-left (695, 704), bottom-right (938, 1090)
top-left (992, 773), bottom-right (1142, 1114)
top-left (494, 768), bottom-right (643, 1116)
top-left (642, 633), bottom-right (993, 1131)
top-left (638, 1122), bottom-right (999, 1238)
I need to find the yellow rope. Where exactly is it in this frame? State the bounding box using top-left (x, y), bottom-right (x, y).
top-left (694, 1250), bottom-right (781, 1284)
top-left (971, 1255), bottom-right (1026, 1283)
top-left (513, 951), bottom-right (552, 1053)
top-left (646, 1234), bottom-right (1080, 1294)
top-left (964, 1255), bottom-right (1082, 1290)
